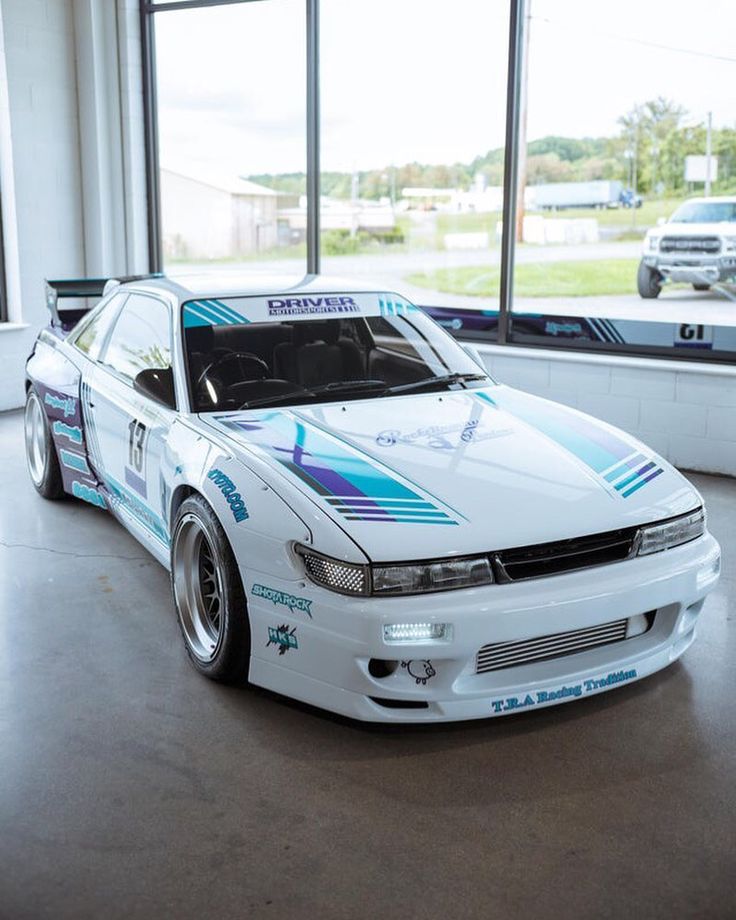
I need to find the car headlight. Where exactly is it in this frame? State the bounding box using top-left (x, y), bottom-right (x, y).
top-left (295, 546), bottom-right (493, 596)
top-left (295, 546), bottom-right (370, 596)
top-left (647, 235), bottom-right (660, 252)
top-left (723, 236), bottom-right (736, 252)
top-left (372, 555), bottom-right (493, 595)
top-left (637, 508), bottom-right (705, 556)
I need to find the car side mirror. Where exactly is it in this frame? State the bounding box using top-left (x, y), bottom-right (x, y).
top-left (134, 367), bottom-right (176, 409)
top-left (462, 343), bottom-right (486, 371)
top-left (656, 216), bottom-right (666, 226)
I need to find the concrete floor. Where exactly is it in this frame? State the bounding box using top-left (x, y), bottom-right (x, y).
top-left (0, 408), bottom-right (734, 920)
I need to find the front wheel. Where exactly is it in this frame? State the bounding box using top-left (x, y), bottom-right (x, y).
top-left (24, 386), bottom-right (64, 499)
top-left (171, 494), bottom-right (251, 683)
top-left (637, 261), bottom-right (662, 299)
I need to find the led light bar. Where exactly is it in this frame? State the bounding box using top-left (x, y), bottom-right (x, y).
top-left (637, 508), bottom-right (705, 556)
top-left (383, 623), bottom-right (451, 643)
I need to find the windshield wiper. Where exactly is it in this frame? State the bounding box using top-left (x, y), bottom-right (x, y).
top-left (383, 372), bottom-right (487, 396)
top-left (237, 379), bottom-right (387, 410)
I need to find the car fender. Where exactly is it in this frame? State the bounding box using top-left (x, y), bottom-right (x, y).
top-left (166, 420), bottom-right (367, 593)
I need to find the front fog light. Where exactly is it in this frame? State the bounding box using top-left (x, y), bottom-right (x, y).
top-left (383, 622), bottom-right (451, 643)
top-left (637, 508), bottom-right (705, 556)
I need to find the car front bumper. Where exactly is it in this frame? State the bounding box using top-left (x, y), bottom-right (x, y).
top-left (643, 253), bottom-right (736, 283)
top-left (245, 533), bottom-right (721, 723)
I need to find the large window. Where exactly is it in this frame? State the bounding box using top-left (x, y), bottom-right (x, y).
top-left (318, 0), bottom-right (510, 309)
top-left (149, 0), bottom-right (307, 279)
top-left (507, 0), bottom-right (736, 358)
top-left (142, 0), bottom-right (736, 362)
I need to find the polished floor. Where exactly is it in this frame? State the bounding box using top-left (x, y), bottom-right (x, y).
top-left (1, 408), bottom-right (734, 920)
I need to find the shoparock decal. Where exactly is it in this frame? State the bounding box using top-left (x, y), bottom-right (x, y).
top-left (491, 668), bottom-right (638, 714)
top-left (252, 583), bottom-right (313, 618)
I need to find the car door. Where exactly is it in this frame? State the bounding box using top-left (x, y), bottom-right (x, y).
top-left (85, 292), bottom-right (177, 551)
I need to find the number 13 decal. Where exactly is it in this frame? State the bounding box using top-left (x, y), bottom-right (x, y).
top-left (128, 419), bottom-right (148, 473)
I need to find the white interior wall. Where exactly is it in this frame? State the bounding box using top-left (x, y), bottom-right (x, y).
top-left (476, 345), bottom-right (736, 477)
top-left (0, 0), bottom-right (147, 412)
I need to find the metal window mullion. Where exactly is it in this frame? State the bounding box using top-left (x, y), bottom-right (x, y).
top-left (140, 3), bottom-right (162, 273)
top-left (498, 0), bottom-right (527, 345)
top-left (0, 182), bottom-right (7, 322)
top-left (306, 0), bottom-right (320, 275)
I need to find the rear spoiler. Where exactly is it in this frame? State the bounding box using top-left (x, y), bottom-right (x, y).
top-left (45, 275), bottom-right (161, 328)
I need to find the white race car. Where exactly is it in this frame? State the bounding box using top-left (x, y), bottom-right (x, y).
top-left (25, 274), bottom-right (721, 722)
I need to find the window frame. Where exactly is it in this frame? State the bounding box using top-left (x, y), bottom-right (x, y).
top-left (96, 291), bottom-right (177, 407)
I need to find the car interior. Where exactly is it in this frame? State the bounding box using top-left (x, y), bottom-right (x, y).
top-left (185, 316), bottom-right (442, 411)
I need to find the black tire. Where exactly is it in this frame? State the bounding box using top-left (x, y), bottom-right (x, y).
top-left (693, 283), bottom-right (711, 291)
top-left (170, 494), bottom-right (251, 683)
top-left (637, 261), bottom-right (662, 299)
top-left (24, 385), bottom-right (64, 500)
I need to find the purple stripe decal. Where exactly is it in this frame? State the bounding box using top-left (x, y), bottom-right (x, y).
top-left (622, 468), bottom-right (664, 497)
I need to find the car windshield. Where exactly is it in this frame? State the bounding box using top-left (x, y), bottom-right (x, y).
top-left (183, 295), bottom-right (491, 412)
top-left (669, 201), bottom-right (736, 223)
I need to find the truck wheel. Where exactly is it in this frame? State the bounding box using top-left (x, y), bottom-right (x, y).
top-left (171, 494), bottom-right (251, 683)
top-left (24, 386), bottom-right (64, 499)
top-left (637, 262), bottom-right (662, 299)
top-left (693, 284), bottom-right (711, 291)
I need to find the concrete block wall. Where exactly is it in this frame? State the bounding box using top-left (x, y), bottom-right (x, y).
top-left (477, 344), bottom-right (736, 477)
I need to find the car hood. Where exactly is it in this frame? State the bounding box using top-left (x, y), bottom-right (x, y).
top-left (654, 221), bottom-right (733, 236)
top-left (204, 386), bottom-right (700, 561)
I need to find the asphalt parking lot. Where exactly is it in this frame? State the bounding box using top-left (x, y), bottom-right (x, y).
top-left (1, 408), bottom-right (734, 920)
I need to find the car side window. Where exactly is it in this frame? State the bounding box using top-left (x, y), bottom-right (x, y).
top-left (73, 293), bottom-right (127, 361)
top-left (99, 294), bottom-right (173, 384)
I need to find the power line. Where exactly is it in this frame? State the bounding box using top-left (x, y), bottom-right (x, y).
top-left (532, 15), bottom-right (736, 64)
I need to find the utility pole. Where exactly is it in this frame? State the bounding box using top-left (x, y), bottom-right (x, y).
top-left (705, 111), bottom-right (713, 197)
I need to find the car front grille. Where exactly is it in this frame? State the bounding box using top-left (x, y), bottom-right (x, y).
top-left (476, 618), bottom-right (630, 673)
top-left (660, 235), bottom-right (721, 254)
top-left (491, 527), bottom-right (638, 582)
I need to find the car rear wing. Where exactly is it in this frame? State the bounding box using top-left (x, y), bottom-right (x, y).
top-left (45, 275), bottom-right (160, 329)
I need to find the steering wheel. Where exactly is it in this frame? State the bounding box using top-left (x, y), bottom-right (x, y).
top-left (196, 352), bottom-right (270, 390)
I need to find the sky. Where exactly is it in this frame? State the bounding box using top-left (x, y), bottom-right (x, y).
top-left (154, 0), bottom-right (736, 180)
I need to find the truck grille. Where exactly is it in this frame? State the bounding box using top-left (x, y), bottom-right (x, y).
top-left (476, 618), bottom-right (629, 673)
top-left (660, 236), bottom-right (720, 254)
top-left (492, 527), bottom-right (637, 582)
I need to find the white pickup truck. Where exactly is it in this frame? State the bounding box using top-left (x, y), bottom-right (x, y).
top-left (638, 197), bottom-right (736, 298)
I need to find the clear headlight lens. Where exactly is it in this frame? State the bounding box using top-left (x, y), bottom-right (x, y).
top-left (723, 235), bottom-right (736, 252)
top-left (296, 546), bottom-right (493, 596)
top-left (647, 235), bottom-right (661, 252)
top-left (637, 508), bottom-right (705, 556)
top-left (372, 556), bottom-right (493, 596)
top-left (295, 546), bottom-right (369, 596)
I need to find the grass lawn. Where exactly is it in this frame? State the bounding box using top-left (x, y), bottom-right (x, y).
top-left (408, 258), bottom-right (641, 298)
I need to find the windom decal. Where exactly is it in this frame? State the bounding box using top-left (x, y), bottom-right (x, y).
top-left (208, 468), bottom-right (248, 523)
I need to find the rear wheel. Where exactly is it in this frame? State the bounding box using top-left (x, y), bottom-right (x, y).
top-left (171, 494), bottom-right (250, 683)
top-left (24, 386), bottom-right (64, 499)
top-left (637, 261), bottom-right (662, 299)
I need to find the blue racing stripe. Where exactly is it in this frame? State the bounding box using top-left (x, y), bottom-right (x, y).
top-left (614, 461), bottom-right (657, 492)
top-left (622, 468), bottom-right (664, 497)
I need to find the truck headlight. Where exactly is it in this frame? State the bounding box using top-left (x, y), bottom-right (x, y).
top-left (647, 235), bottom-right (660, 252)
top-left (723, 236), bottom-right (736, 252)
top-left (637, 508), bottom-right (705, 556)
